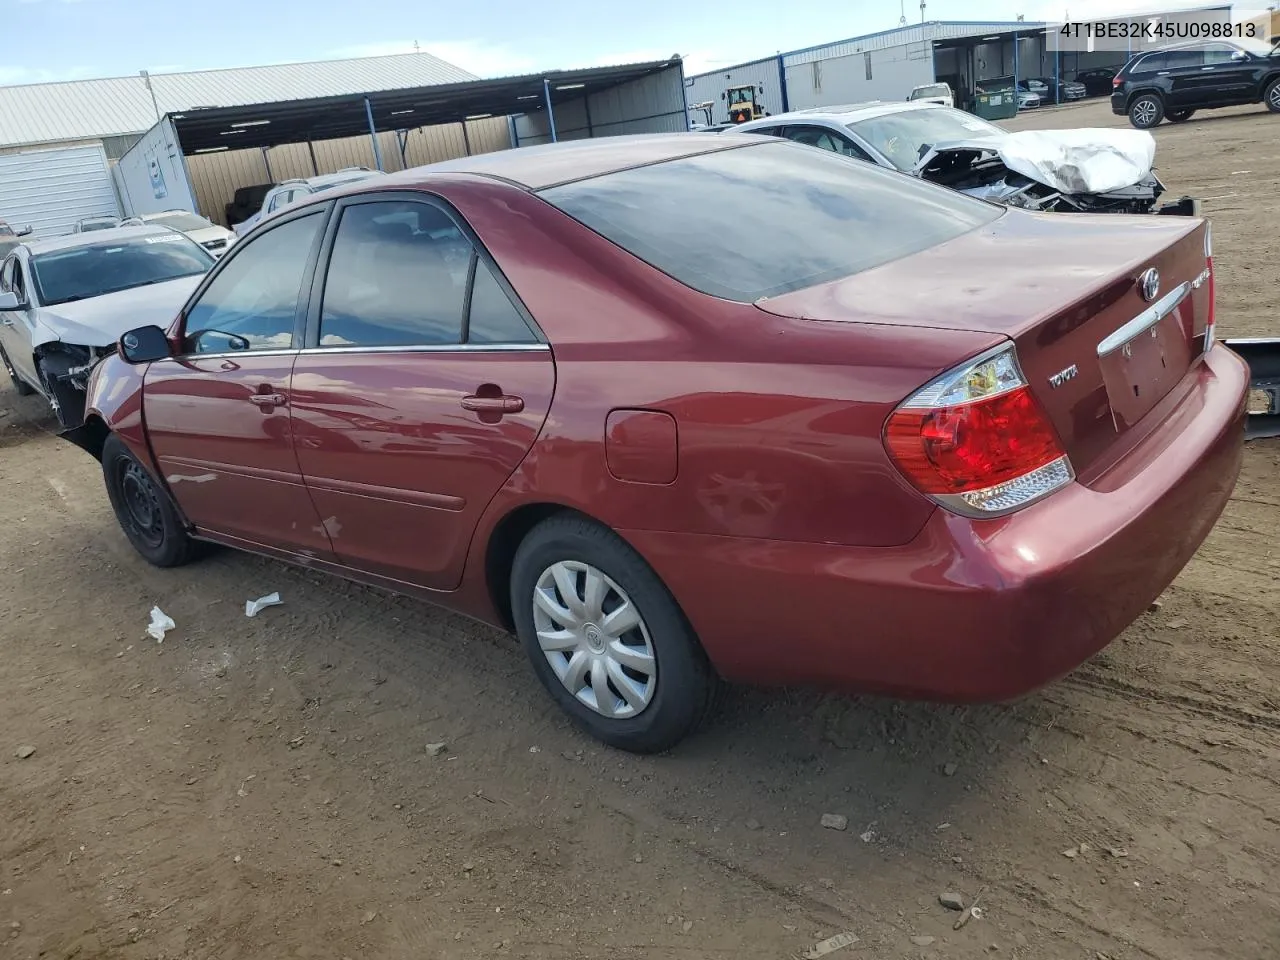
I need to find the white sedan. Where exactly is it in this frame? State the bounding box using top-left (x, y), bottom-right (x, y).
top-left (0, 225), bottom-right (214, 429)
top-left (130, 210), bottom-right (238, 257)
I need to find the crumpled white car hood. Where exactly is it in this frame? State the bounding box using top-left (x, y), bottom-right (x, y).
top-left (916, 128), bottom-right (1158, 195)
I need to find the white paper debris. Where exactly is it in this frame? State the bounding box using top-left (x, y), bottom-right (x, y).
top-left (245, 592), bottom-right (282, 618)
top-left (146, 606), bottom-right (175, 642)
top-left (802, 931), bottom-right (860, 958)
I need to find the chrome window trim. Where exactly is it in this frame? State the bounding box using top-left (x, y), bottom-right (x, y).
top-left (1096, 281), bottom-right (1191, 358)
top-left (300, 342), bottom-right (550, 356)
top-left (165, 342), bottom-right (551, 363)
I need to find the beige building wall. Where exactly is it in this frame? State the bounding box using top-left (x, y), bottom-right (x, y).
top-left (187, 116), bottom-right (511, 225)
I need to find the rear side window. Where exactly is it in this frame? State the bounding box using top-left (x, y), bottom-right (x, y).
top-left (540, 140), bottom-right (999, 302)
top-left (1130, 53), bottom-right (1167, 74)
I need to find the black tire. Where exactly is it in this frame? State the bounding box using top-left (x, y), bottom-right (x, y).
top-left (510, 514), bottom-right (715, 754)
top-left (102, 433), bottom-right (197, 568)
top-left (0, 345), bottom-right (35, 396)
top-left (1265, 78), bottom-right (1280, 114)
top-left (1166, 109), bottom-right (1196, 123)
top-left (1128, 93), bottom-right (1164, 129)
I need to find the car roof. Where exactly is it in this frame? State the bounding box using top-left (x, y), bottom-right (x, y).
top-left (138, 209), bottom-right (206, 219)
top-left (25, 224), bottom-right (177, 254)
top-left (277, 169), bottom-right (386, 190)
top-left (738, 100), bottom-right (945, 129)
top-left (381, 132), bottom-right (750, 191)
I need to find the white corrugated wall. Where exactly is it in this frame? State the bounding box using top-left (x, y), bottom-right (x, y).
top-left (783, 42), bottom-right (935, 109)
top-left (685, 58), bottom-right (786, 125)
top-left (0, 144), bottom-right (120, 238)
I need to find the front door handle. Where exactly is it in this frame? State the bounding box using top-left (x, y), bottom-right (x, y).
top-left (0, 317), bottom-right (12, 326)
top-left (1200, 66), bottom-right (1216, 71)
top-left (461, 394), bottom-right (524, 414)
top-left (248, 393), bottom-right (285, 409)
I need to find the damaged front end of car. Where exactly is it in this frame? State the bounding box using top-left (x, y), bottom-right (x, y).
top-left (36, 341), bottom-right (117, 431)
top-left (913, 128), bottom-right (1199, 217)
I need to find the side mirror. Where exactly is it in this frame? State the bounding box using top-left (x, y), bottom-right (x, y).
top-left (16, 225), bottom-right (32, 237)
top-left (0, 290), bottom-right (22, 311)
top-left (119, 325), bottom-right (172, 364)
top-left (1231, 49), bottom-right (1247, 61)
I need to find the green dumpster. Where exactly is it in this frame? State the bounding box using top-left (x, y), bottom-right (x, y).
top-left (972, 76), bottom-right (1018, 121)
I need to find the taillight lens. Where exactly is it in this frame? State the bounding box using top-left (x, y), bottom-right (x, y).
top-left (885, 346), bottom-right (1074, 517)
top-left (1112, 75), bottom-right (1122, 89)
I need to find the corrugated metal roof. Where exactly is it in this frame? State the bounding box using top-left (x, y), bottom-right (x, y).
top-left (0, 51), bottom-right (477, 148)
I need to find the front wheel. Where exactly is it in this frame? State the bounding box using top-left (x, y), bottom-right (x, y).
top-left (1129, 94), bottom-right (1164, 129)
top-left (510, 514), bottom-right (715, 753)
top-left (102, 433), bottom-right (197, 568)
top-left (1265, 78), bottom-right (1280, 114)
top-left (1166, 108), bottom-right (1196, 123)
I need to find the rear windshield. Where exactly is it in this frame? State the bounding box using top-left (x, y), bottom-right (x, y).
top-left (539, 140), bottom-right (1000, 302)
top-left (31, 234), bottom-right (214, 306)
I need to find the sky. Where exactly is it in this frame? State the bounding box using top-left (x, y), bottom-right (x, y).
top-left (2, 0), bottom-right (1246, 87)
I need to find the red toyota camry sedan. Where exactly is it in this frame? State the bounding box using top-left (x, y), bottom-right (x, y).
top-left (68, 133), bottom-right (1247, 753)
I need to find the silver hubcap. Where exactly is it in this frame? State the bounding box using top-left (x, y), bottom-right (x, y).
top-left (1134, 100), bottom-right (1158, 125)
top-left (1270, 86), bottom-right (1280, 108)
top-left (532, 560), bottom-right (657, 719)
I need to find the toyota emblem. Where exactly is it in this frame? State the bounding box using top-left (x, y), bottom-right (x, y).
top-left (1138, 267), bottom-right (1160, 303)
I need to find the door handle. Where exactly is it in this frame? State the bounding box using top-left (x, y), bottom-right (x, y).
top-left (1157, 71), bottom-right (1171, 76)
top-left (1200, 66), bottom-right (1216, 71)
top-left (0, 317), bottom-right (12, 326)
top-left (461, 394), bottom-right (524, 414)
top-left (248, 393), bottom-right (285, 409)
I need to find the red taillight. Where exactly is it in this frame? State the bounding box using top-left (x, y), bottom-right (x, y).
top-left (1112, 75), bottom-right (1122, 89)
top-left (884, 346), bottom-right (1073, 517)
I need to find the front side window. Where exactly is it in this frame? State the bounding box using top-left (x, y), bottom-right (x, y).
top-left (318, 199), bottom-right (535, 348)
top-left (183, 212), bottom-right (323, 353)
top-left (1201, 43), bottom-right (1240, 65)
top-left (541, 140), bottom-right (1000, 303)
top-left (30, 234), bottom-right (213, 307)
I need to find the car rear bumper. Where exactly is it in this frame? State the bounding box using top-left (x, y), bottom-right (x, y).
top-left (624, 346), bottom-right (1248, 702)
top-left (1110, 92), bottom-right (1127, 114)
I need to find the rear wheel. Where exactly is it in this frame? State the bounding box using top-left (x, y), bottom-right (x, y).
top-left (102, 433), bottom-right (197, 568)
top-left (0, 345), bottom-right (34, 396)
top-left (1265, 78), bottom-right (1280, 114)
top-left (1166, 109), bottom-right (1196, 123)
top-left (1129, 94), bottom-right (1164, 129)
top-left (510, 514), bottom-right (715, 753)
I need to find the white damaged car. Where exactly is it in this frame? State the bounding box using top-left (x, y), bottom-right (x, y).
top-left (732, 100), bottom-right (1198, 215)
top-left (0, 225), bottom-right (213, 428)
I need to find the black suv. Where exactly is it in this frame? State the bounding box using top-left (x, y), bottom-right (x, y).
top-left (1111, 39), bottom-right (1280, 128)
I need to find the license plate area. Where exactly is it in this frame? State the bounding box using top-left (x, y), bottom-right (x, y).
top-left (1098, 285), bottom-right (1193, 431)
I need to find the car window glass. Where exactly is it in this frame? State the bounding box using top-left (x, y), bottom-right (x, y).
top-left (1166, 49), bottom-right (1205, 69)
top-left (1201, 44), bottom-right (1238, 64)
top-left (785, 126), bottom-right (874, 162)
top-left (183, 211), bottom-right (322, 353)
top-left (1133, 53), bottom-right (1167, 73)
top-left (318, 200), bottom-right (471, 347)
top-left (8, 260), bottom-right (27, 302)
top-left (466, 259), bottom-right (536, 344)
top-left (0, 257), bottom-right (13, 292)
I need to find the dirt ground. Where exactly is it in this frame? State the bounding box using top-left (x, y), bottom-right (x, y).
top-left (2, 98), bottom-right (1278, 960)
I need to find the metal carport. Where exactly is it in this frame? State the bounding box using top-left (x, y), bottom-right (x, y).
top-left (114, 58), bottom-right (689, 224)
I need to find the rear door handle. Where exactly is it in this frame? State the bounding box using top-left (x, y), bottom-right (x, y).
top-left (248, 393), bottom-right (285, 409)
top-left (1200, 66), bottom-right (1216, 71)
top-left (461, 394), bottom-right (524, 414)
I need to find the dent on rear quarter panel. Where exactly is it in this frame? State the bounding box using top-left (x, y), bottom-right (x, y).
top-left (432, 176), bottom-right (1005, 553)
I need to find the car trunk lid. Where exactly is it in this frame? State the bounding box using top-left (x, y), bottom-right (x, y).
top-left (755, 209), bottom-right (1213, 477)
